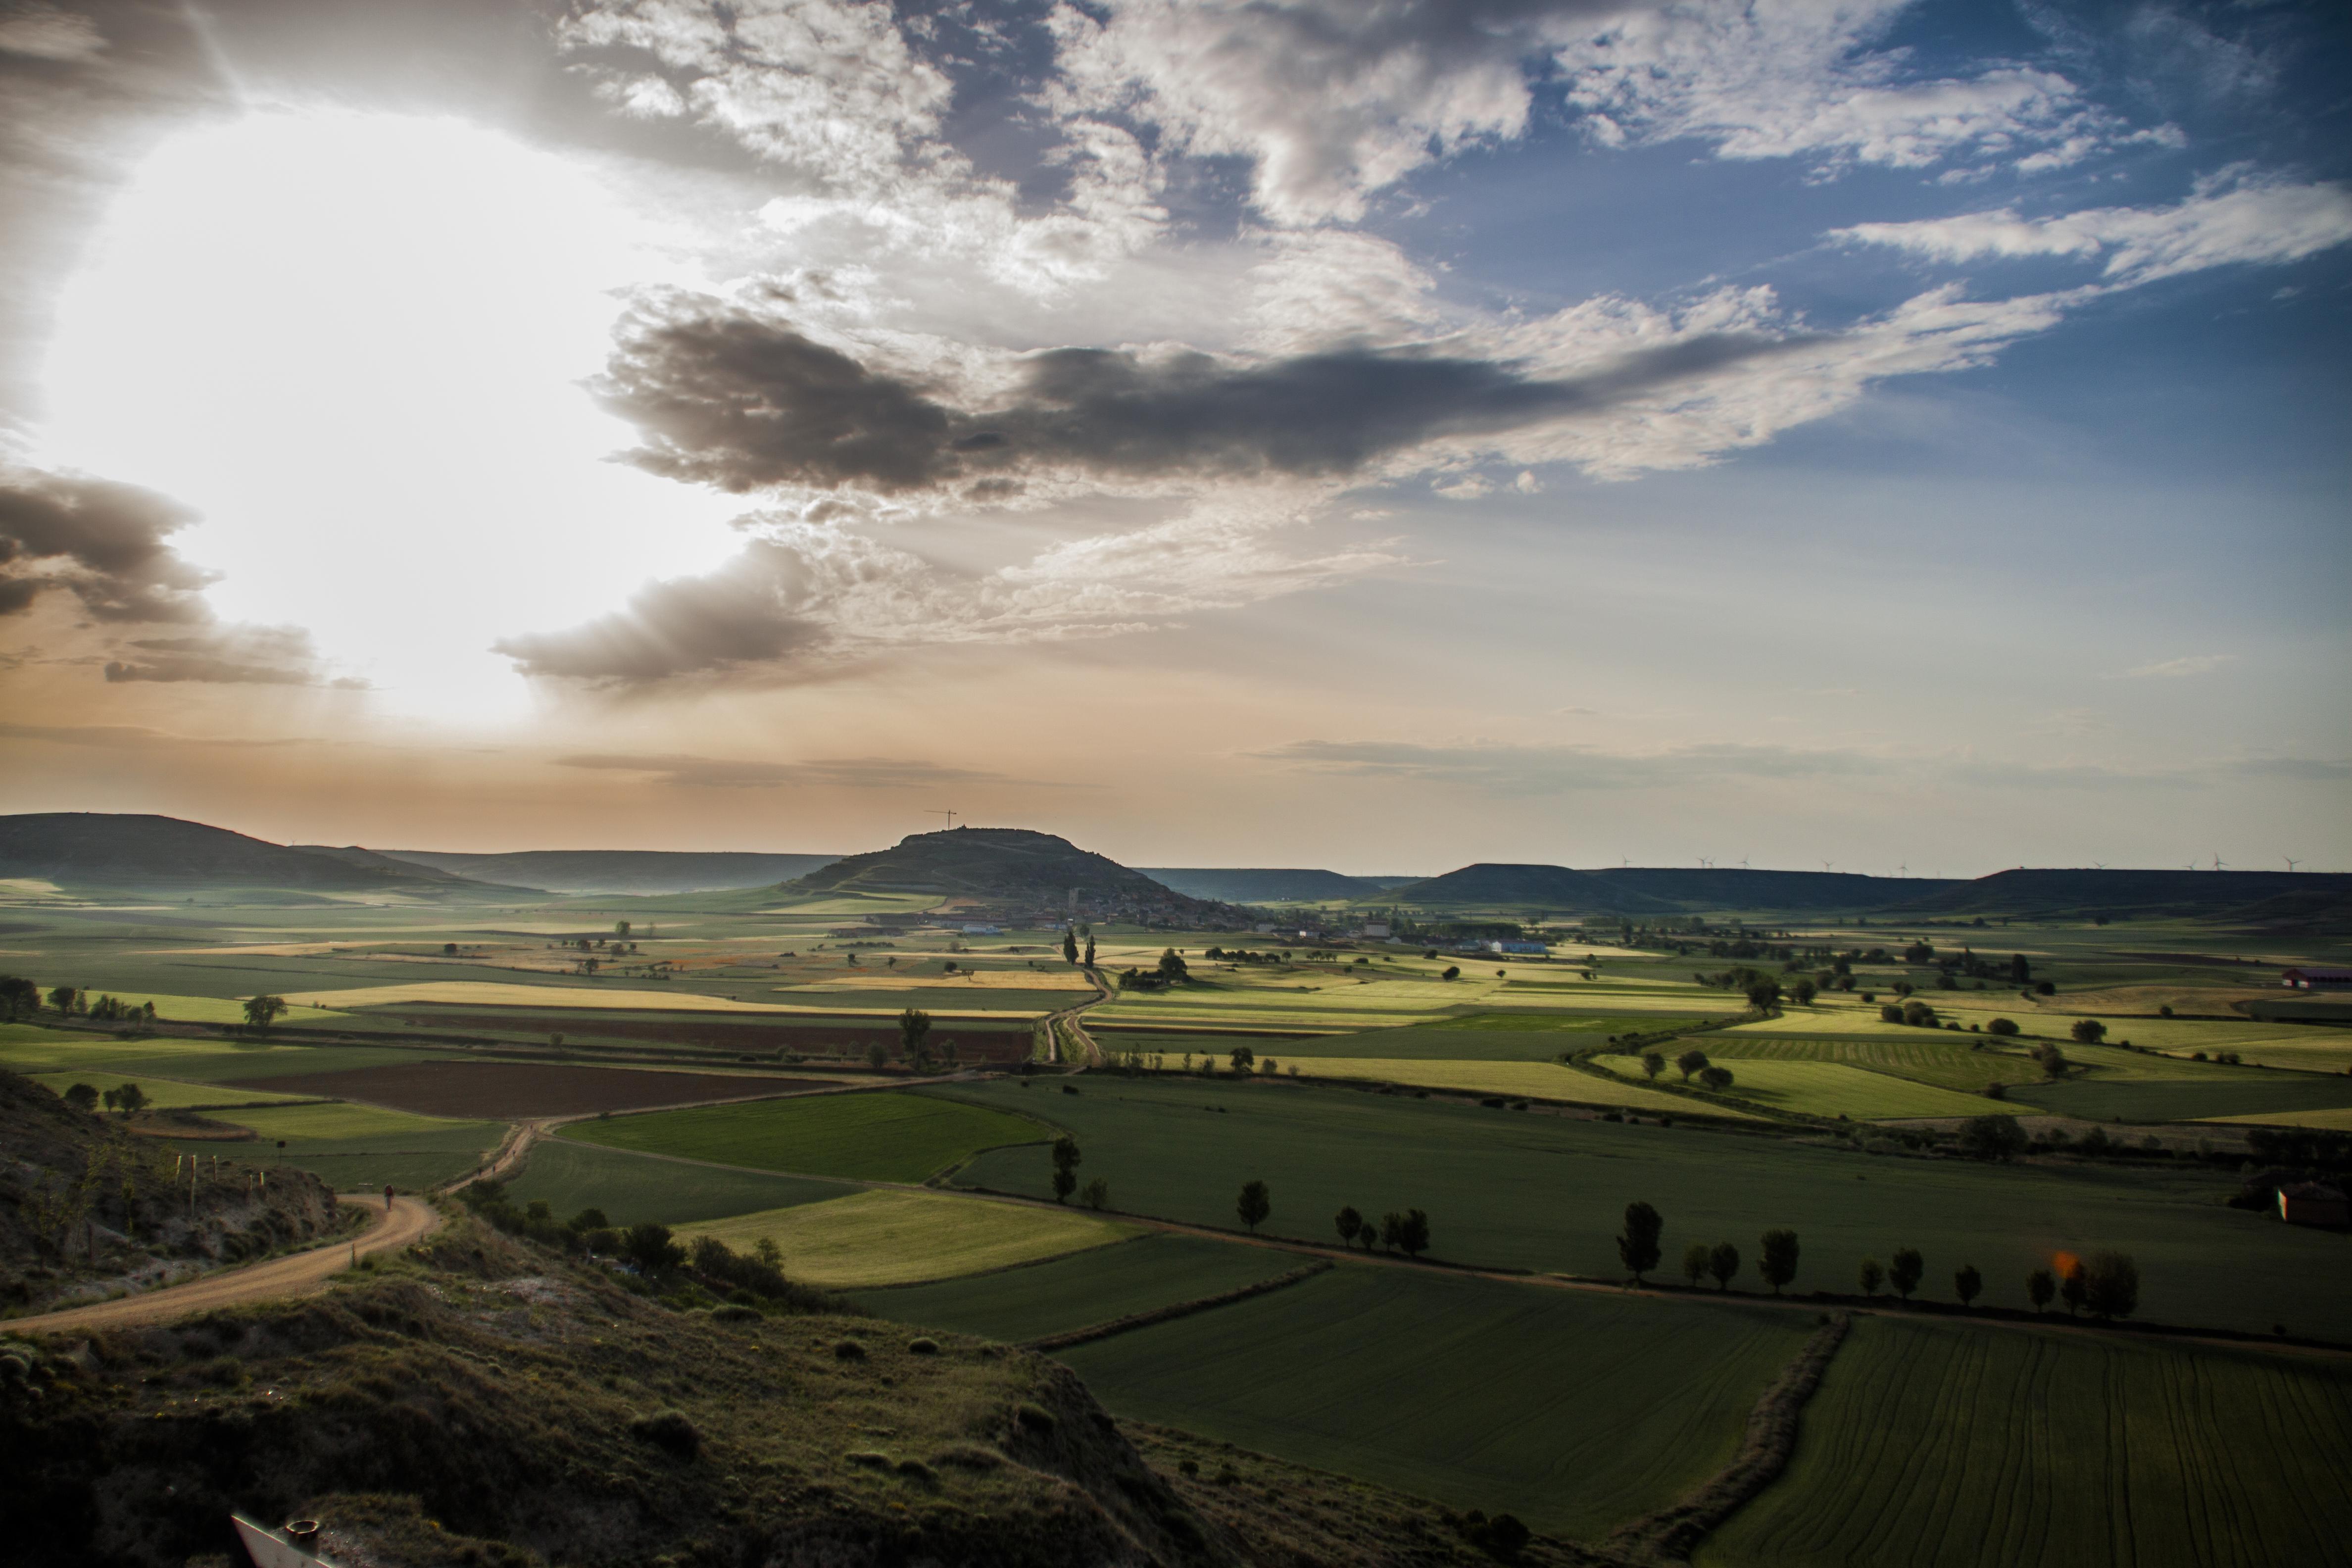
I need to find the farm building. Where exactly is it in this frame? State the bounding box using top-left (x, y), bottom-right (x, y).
top-left (2277, 1181), bottom-right (2349, 1228)
top-left (1488, 940), bottom-right (1549, 956)
top-left (2280, 967), bottom-right (2352, 990)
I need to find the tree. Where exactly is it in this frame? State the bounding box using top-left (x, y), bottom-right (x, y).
top-left (442, 942), bottom-right (458, 956)
top-left (1441, 965), bottom-right (1460, 980)
top-left (1698, 1065), bottom-right (1734, 1092)
top-left (1954, 1264), bottom-right (1983, 1309)
top-left (899, 1007), bottom-right (933, 1071)
top-left (2070, 1018), bottom-right (2107, 1044)
top-left (622, 1222), bottom-right (683, 1275)
top-left (1888, 1246), bottom-right (1924, 1301)
top-left (1227, 1045), bottom-right (1257, 1075)
top-left (1959, 1113), bottom-right (2028, 1162)
top-left (0, 976), bottom-right (37, 1019)
top-left (1987, 1017), bottom-right (2019, 1037)
top-left (1051, 1136), bottom-right (1081, 1204)
top-left (866, 1039), bottom-right (889, 1070)
top-left (1900, 1000), bottom-right (1937, 1028)
top-left (112, 1082), bottom-right (148, 1118)
top-left (1063, 928), bottom-right (1079, 964)
top-left (1745, 978), bottom-right (1783, 1012)
top-left (1708, 1241), bottom-right (1740, 1291)
top-left (1674, 1049), bottom-right (1710, 1082)
top-left (1790, 978), bottom-right (1819, 1007)
top-left (48, 984), bottom-right (77, 1014)
top-left (1158, 948), bottom-right (1188, 980)
top-left (1084, 935), bottom-right (1096, 965)
top-left (2009, 953), bottom-right (2032, 984)
top-left (1879, 1003), bottom-right (1905, 1023)
top-left (1617, 1200), bottom-right (1663, 1282)
top-left (2058, 1259), bottom-right (2087, 1316)
top-left (1236, 1179), bottom-right (1271, 1234)
top-left (63, 1082), bottom-right (99, 1113)
top-left (1858, 1258), bottom-right (1884, 1297)
top-left (1079, 1177), bottom-right (1109, 1211)
top-left (243, 994), bottom-right (288, 1032)
top-left (2026, 1268), bottom-right (2056, 1313)
top-left (2081, 1251), bottom-right (2139, 1320)
top-left (1335, 1205), bottom-right (1365, 1249)
top-left (1682, 1241), bottom-right (1711, 1286)
top-left (1759, 1228), bottom-right (1800, 1294)
top-left (615, 920), bottom-right (631, 938)
top-left (1394, 1208), bottom-right (1430, 1257)
top-left (1640, 1049), bottom-right (1666, 1080)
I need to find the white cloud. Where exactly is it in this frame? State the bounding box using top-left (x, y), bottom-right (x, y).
top-left (2110, 653), bottom-right (2235, 680)
top-left (1836, 175), bottom-right (2352, 285)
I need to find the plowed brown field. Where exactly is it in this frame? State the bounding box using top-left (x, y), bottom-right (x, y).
top-left (230, 1060), bottom-right (824, 1119)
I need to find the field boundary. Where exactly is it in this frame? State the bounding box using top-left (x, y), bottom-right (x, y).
top-left (1024, 1258), bottom-right (1334, 1351)
top-left (1606, 1310), bottom-right (1850, 1564)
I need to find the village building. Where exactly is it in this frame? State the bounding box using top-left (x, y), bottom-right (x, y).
top-left (2280, 967), bottom-right (2352, 990)
top-left (2277, 1181), bottom-right (2350, 1227)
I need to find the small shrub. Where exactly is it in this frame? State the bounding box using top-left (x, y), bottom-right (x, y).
top-left (895, 1457), bottom-right (937, 1484)
top-left (1062, 1084), bottom-right (1079, 1095)
top-left (1014, 1401), bottom-right (1057, 1433)
top-left (844, 1449), bottom-right (891, 1468)
top-left (933, 1443), bottom-right (1002, 1470)
top-left (1177, 1458), bottom-right (1200, 1476)
top-left (833, 1338), bottom-right (867, 1361)
top-left (629, 1410), bottom-right (700, 1459)
top-left (710, 1303), bottom-right (761, 1323)
top-left (907, 1336), bottom-right (940, 1355)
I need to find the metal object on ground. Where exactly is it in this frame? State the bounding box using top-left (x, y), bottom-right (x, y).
top-left (231, 1514), bottom-right (341, 1568)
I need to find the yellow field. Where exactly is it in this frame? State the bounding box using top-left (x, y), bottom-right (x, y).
top-left (42, 992), bottom-right (346, 1027)
top-left (676, 1188), bottom-right (1138, 1287)
top-left (216, 1101), bottom-right (491, 1142)
top-left (786, 969), bottom-right (1096, 993)
top-left (1591, 1054), bottom-right (2002, 1121)
top-left (28, 1072), bottom-right (322, 1110)
top-left (2197, 1106), bottom-right (2352, 1132)
top-left (282, 980), bottom-right (832, 1013)
top-left (1287, 1057), bottom-right (1764, 1119)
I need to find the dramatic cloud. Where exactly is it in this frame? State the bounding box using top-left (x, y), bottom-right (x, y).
top-left (1838, 176), bottom-right (2352, 285)
top-left (0, 467), bottom-right (213, 622)
top-left (595, 286), bottom-right (1820, 496)
top-left (554, 752), bottom-right (1029, 789)
top-left (101, 625), bottom-right (360, 687)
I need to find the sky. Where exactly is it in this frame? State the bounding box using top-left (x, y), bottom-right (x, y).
top-left (0, 0), bottom-right (2346, 876)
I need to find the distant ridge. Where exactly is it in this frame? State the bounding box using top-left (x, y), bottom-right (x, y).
top-left (1386, 863), bottom-right (1679, 913)
top-left (382, 848), bottom-right (840, 895)
top-left (1141, 868), bottom-right (1415, 902)
top-left (1891, 868), bottom-right (2352, 924)
top-left (1586, 867), bottom-right (1965, 910)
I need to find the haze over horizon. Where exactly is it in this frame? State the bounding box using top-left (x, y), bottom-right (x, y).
top-left (2, 0), bottom-right (2347, 874)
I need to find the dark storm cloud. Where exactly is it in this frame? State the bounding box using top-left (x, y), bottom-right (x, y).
top-left (0, 467), bottom-right (214, 622)
top-left (593, 290), bottom-right (1811, 495)
top-left (490, 550), bottom-right (828, 685)
top-left (101, 624), bottom-right (361, 686)
top-left (554, 753), bottom-right (1024, 789)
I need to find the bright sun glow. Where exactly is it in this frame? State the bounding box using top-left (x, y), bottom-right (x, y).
top-left (38, 108), bottom-right (742, 718)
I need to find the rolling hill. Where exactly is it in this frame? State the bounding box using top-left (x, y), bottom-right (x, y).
top-left (1386, 863), bottom-right (1678, 913)
top-left (380, 848), bottom-right (841, 894)
top-left (1585, 867), bottom-right (1963, 911)
top-left (0, 814), bottom-right (516, 896)
top-left (1888, 867), bottom-right (2352, 925)
top-left (782, 828), bottom-right (1246, 926)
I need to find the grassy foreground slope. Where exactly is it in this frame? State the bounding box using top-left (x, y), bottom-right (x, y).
top-left (680, 1189), bottom-right (1138, 1287)
top-left (564, 1089), bottom-right (1048, 1183)
top-left (854, 1233), bottom-right (1305, 1342)
top-left (936, 1079), bottom-right (2350, 1336)
top-left (1058, 1263), bottom-right (1812, 1540)
top-left (1700, 1315), bottom-right (2352, 1568)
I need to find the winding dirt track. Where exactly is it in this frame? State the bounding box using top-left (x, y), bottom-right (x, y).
top-left (10, 1195), bottom-right (440, 1336)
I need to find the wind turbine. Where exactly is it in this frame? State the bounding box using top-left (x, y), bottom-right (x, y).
top-left (2092, 861), bottom-right (2107, 871)
top-left (1699, 857), bottom-right (1713, 869)
top-left (2285, 856), bottom-right (2303, 872)
top-left (1821, 861), bottom-right (1832, 873)
top-left (2211, 853), bottom-right (2225, 872)
top-left (1898, 863), bottom-right (1908, 878)
top-left (926, 809), bottom-right (959, 831)
top-left (1739, 857), bottom-right (1751, 870)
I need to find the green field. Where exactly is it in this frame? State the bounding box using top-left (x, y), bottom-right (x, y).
top-left (1276, 1014), bottom-right (1685, 1061)
top-left (852, 1232), bottom-right (1303, 1342)
top-left (26, 1072), bottom-right (323, 1111)
top-left (1057, 1262), bottom-right (1813, 1539)
top-left (934, 1079), bottom-right (2352, 1336)
top-left (166, 1097), bottom-right (504, 1191)
top-left (562, 1088), bottom-right (1048, 1183)
top-left (1701, 1316), bottom-right (2352, 1568)
top-left (678, 1188), bottom-right (1137, 1287)
top-left (1293, 1056), bottom-right (1763, 1117)
top-left (2007, 1072), bottom-right (2352, 1123)
top-left (1698, 1036), bottom-right (2044, 1093)
top-left (501, 1137), bottom-right (847, 1226)
top-left (0, 1034), bottom-right (424, 1082)
top-left (1592, 1054), bottom-right (2002, 1120)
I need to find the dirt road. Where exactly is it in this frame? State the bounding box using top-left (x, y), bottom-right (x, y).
top-left (10, 1195), bottom-right (440, 1337)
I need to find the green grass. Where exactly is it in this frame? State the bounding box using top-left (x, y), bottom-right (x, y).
top-left (934, 1078), bottom-right (2349, 1337)
top-left (26, 1072), bottom-right (323, 1111)
top-left (1058, 1262), bottom-right (1813, 1539)
top-left (851, 1232), bottom-right (1303, 1342)
top-left (678, 1188), bottom-right (1138, 1287)
top-left (1699, 1037), bottom-right (2045, 1093)
top-left (2008, 1075), bottom-right (2352, 1123)
top-left (0, 1035), bottom-right (423, 1081)
top-left (165, 1099), bottom-right (506, 1191)
top-left (1699, 1315), bottom-right (2352, 1568)
top-left (1592, 1055), bottom-right (2002, 1120)
top-left (501, 1137), bottom-right (846, 1226)
top-left (562, 1089), bottom-right (1049, 1183)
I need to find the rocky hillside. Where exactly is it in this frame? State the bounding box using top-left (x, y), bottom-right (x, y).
top-left (0, 1070), bottom-right (343, 1317)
